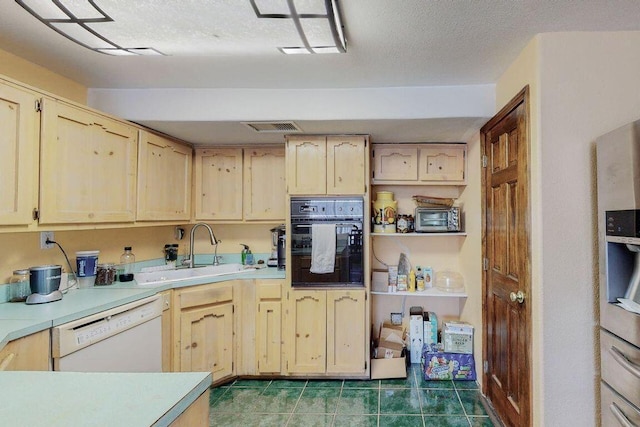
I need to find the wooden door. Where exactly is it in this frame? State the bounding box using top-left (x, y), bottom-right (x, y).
top-left (194, 148), bottom-right (243, 220)
top-left (244, 147), bottom-right (286, 220)
top-left (0, 82), bottom-right (39, 225)
top-left (418, 144), bottom-right (466, 184)
top-left (327, 135), bottom-right (366, 194)
top-left (137, 131), bottom-right (192, 221)
top-left (286, 136), bottom-right (326, 195)
top-left (39, 99), bottom-right (138, 224)
top-left (180, 303), bottom-right (234, 382)
top-left (286, 290), bottom-right (326, 373)
top-left (481, 87), bottom-right (531, 427)
top-left (326, 289), bottom-right (366, 374)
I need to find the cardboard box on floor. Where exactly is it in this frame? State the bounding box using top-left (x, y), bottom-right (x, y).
top-left (371, 322), bottom-right (407, 379)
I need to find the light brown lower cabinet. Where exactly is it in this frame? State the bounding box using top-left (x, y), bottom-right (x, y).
top-left (172, 282), bottom-right (235, 384)
top-left (160, 290), bottom-right (173, 372)
top-left (256, 281), bottom-right (283, 374)
top-left (0, 329), bottom-right (50, 371)
top-left (168, 281), bottom-right (367, 381)
top-left (168, 390), bottom-right (210, 427)
top-left (286, 289), bottom-right (367, 376)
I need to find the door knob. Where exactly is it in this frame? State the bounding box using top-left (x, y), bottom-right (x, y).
top-left (510, 290), bottom-right (525, 304)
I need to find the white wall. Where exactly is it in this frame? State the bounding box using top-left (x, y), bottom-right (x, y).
top-left (538, 31), bottom-right (640, 426)
top-left (498, 31), bottom-right (640, 426)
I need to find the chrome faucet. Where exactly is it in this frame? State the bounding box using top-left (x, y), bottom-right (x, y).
top-left (183, 223), bottom-right (221, 268)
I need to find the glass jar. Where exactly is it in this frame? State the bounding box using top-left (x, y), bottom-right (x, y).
top-left (119, 246), bottom-right (135, 282)
top-left (9, 269), bottom-right (31, 302)
top-left (95, 263), bottom-right (117, 286)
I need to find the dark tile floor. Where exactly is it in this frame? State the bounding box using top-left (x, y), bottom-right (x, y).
top-left (209, 364), bottom-right (495, 426)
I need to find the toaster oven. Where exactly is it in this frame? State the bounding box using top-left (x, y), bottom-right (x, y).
top-left (414, 207), bottom-right (461, 232)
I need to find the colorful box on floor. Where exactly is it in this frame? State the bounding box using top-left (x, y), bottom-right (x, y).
top-left (421, 343), bottom-right (476, 381)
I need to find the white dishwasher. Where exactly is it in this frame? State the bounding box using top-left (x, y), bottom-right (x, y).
top-left (52, 294), bottom-right (163, 372)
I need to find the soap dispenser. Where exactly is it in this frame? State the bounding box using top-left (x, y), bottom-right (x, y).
top-left (240, 244), bottom-right (254, 265)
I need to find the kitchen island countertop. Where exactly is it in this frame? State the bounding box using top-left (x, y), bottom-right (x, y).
top-left (0, 370), bottom-right (211, 426)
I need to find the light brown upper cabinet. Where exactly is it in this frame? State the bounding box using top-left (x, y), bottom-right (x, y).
top-left (137, 131), bottom-right (192, 221)
top-left (195, 147), bottom-right (285, 221)
top-left (243, 148), bottom-right (286, 221)
top-left (0, 81), bottom-right (39, 226)
top-left (194, 148), bottom-right (243, 220)
top-left (39, 99), bottom-right (138, 224)
top-left (418, 144), bottom-right (466, 183)
top-left (286, 135), bottom-right (367, 195)
top-left (372, 143), bottom-right (467, 185)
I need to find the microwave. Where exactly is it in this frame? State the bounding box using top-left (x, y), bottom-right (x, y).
top-left (414, 207), bottom-right (461, 232)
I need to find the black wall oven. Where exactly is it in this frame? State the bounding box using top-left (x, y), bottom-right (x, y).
top-left (290, 197), bottom-right (364, 287)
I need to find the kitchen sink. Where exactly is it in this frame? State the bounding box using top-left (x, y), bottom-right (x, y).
top-left (135, 263), bottom-right (254, 286)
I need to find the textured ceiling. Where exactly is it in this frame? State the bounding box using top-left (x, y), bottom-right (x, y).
top-left (3, 0), bottom-right (640, 89)
top-left (2, 0), bottom-right (640, 144)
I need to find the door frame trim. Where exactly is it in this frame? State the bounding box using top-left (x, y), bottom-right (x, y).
top-left (480, 85), bottom-right (533, 426)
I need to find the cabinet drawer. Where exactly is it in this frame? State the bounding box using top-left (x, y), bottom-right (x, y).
top-left (601, 381), bottom-right (640, 427)
top-left (179, 284), bottom-right (233, 309)
top-left (600, 329), bottom-right (640, 408)
top-left (257, 282), bottom-right (281, 300)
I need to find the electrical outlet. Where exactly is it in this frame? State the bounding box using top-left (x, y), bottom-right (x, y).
top-left (40, 231), bottom-right (54, 249)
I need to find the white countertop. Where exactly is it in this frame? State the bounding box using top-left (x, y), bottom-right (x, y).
top-left (0, 371), bottom-right (211, 427)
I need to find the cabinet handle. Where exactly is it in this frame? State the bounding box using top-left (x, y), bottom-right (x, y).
top-left (609, 402), bottom-right (637, 427)
top-left (0, 353), bottom-right (16, 371)
top-left (609, 346), bottom-right (640, 379)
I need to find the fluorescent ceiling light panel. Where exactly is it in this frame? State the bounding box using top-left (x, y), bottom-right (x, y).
top-left (15, 0), bottom-right (346, 56)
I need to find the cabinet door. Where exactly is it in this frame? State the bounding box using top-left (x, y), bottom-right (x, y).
top-left (179, 303), bottom-right (234, 382)
top-left (327, 136), bottom-right (366, 195)
top-left (137, 131), bottom-right (192, 221)
top-left (244, 147), bottom-right (286, 220)
top-left (326, 290), bottom-right (366, 374)
top-left (257, 300), bottom-right (282, 373)
top-left (195, 148), bottom-right (243, 220)
top-left (160, 290), bottom-right (172, 372)
top-left (418, 144), bottom-right (466, 183)
top-left (287, 290), bottom-right (326, 373)
top-left (40, 99), bottom-right (138, 224)
top-left (0, 82), bottom-right (39, 225)
top-left (372, 145), bottom-right (418, 181)
top-left (286, 136), bottom-right (326, 195)
top-left (0, 330), bottom-right (50, 371)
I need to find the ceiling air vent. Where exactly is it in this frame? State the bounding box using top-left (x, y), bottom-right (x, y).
top-left (243, 121), bottom-right (302, 133)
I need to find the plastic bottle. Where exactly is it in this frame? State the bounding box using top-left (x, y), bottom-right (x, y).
top-left (416, 266), bottom-right (425, 291)
top-left (119, 246), bottom-right (135, 282)
top-left (408, 269), bottom-right (416, 292)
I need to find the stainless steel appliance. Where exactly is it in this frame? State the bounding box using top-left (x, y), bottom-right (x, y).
top-left (414, 207), bottom-right (461, 232)
top-left (290, 197), bottom-right (364, 287)
top-left (52, 295), bottom-right (162, 372)
top-left (596, 121), bottom-right (640, 426)
top-left (25, 265), bottom-right (63, 305)
top-left (268, 224), bottom-right (286, 270)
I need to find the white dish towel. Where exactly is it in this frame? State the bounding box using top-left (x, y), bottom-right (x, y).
top-left (310, 223), bottom-right (336, 274)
